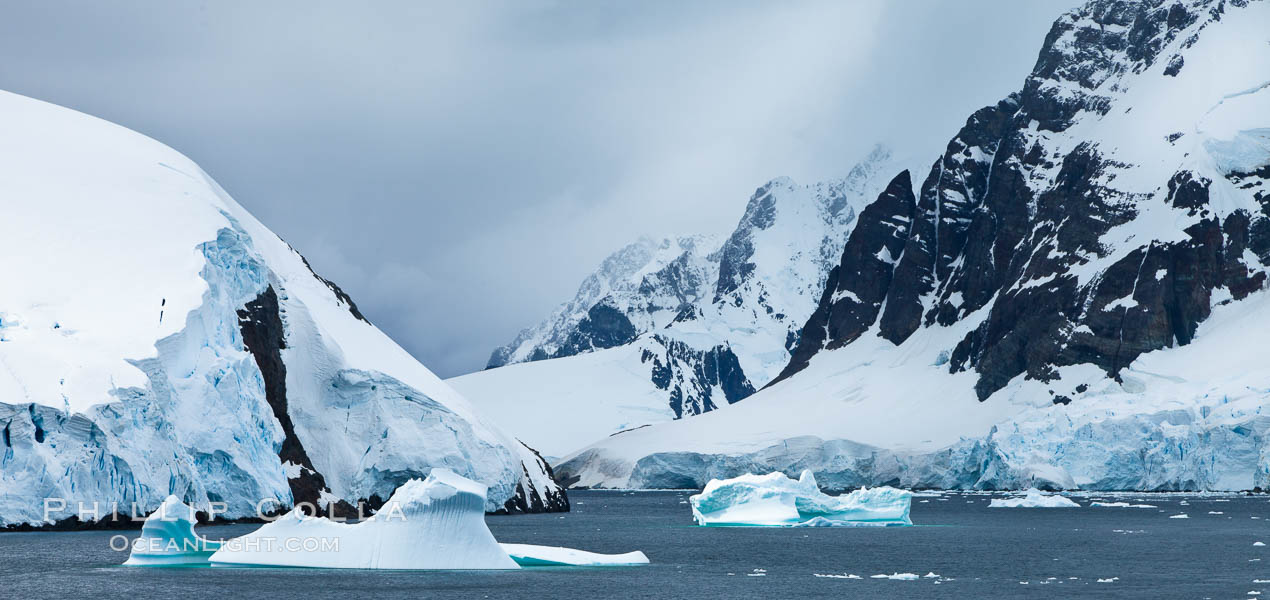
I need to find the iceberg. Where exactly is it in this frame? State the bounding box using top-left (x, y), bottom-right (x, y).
top-left (689, 470), bottom-right (912, 527)
top-left (123, 496), bottom-right (222, 566)
top-left (123, 471), bottom-right (646, 570)
top-left (208, 469), bottom-right (518, 570)
top-left (987, 489), bottom-right (1080, 508)
top-left (500, 544), bottom-right (648, 566)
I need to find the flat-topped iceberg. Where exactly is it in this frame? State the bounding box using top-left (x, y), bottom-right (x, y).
top-left (500, 544), bottom-right (648, 566)
top-left (209, 468), bottom-right (519, 570)
top-left (123, 496), bottom-right (222, 566)
top-left (988, 489), bottom-right (1080, 508)
top-left (689, 470), bottom-right (912, 527)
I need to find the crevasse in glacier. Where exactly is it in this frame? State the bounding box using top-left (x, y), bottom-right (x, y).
top-left (689, 470), bottom-right (912, 527)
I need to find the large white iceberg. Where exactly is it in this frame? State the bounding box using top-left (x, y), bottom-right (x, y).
top-left (689, 470), bottom-right (912, 527)
top-left (208, 469), bottom-right (518, 570)
top-left (987, 489), bottom-right (1080, 508)
top-left (500, 544), bottom-right (648, 566)
top-left (123, 496), bottom-right (222, 566)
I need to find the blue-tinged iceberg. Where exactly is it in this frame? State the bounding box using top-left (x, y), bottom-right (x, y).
top-left (208, 469), bottom-right (518, 570)
top-left (689, 470), bottom-right (911, 527)
top-left (123, 496), bottom-right (222, 566)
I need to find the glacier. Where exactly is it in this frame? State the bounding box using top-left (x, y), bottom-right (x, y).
top-left (689, 470), bottom-right (911, 527)
top-left (123, 496), bottom-right (222, 566)
top-left (208, 469), bottom-right (518, 570)
top-left (0, 89), bottom-right (564, 527)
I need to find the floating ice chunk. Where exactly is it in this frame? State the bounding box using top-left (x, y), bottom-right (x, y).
top-left (1097, 577), bottom-right (1119, 583)
top-left (871, 572), bottom-right (919, 580)
top-left (123, 496), bottom-right (222, 566)
top-left (814, 573), bottom-right (862, 579)
top-left (500, 544), bottom-right (648, 566)
top-left (924, 572), bottom-right (941, 578)
top-left (209, 469), bottom-right (518, 570)
top-left (689, 470), bottom-right (911, 527)
top-left (987, 489), bottom-right (1079, 508)
top-left (1255, 542), bottom-right (1266, 547)
top-left (1169, 514), bottom-right (1190, 519)
top-left (1090, 502), bottom-right (1157, 508)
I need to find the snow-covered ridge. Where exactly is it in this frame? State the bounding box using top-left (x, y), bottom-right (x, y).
top-left (556, 0), bottom-right (1270, 491)
top-left (487, 234), bottom-right (720, 368)
top-left (0, 89), bottom-right (564, 526)
top-left (453, 146), bottom-right (895, 456)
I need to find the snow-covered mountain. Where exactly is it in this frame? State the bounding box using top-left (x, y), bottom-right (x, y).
top-left (0, 90), bottom-right (565, 527)
top-left (557, 0), bottom-right (1270, 491)
top-left (451, 147), bottom-right (896, 456)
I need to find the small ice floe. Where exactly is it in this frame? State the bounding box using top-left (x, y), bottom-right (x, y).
top-left (814, 573), bottom-right (862, 579)
top-left (1097, 577), bottom-right (1119, 583)
top-left (923, 572), bottom-right (940, 578)
top-left (501, 544), bottom-right (648, 566)
top-left (1169, 514), bottom-right (1190, 519)
top-left (123, 496), bottom-right (222, 566)
top-left (988, 489), bottom-right (1079, 508)
top-left (1249, 591), bottom-right (1261, 596)
top-left (1254, 579), bottom-right (1270, 583)
top-left (1209, 511), bottom-right (1224, 515)
top-left (1090, 501), bottom-right (1157, 508)
top-left (1255, 542), bottom-right (1266, 547)
top-left (870, 573), bottom-right (919, 580)
top-left (747, 568), bottom-right (767, 577)
top-left (1179, 501), bottom-right (1190, 505)
top-left (689, 470), bottom-right (911, 527)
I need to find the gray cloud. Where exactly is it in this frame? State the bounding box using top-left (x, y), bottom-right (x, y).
top-left (0, 0), bottom-right (1074, 376)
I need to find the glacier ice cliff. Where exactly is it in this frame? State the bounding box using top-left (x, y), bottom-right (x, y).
top-left (0, 89), bottom-right (565, 527)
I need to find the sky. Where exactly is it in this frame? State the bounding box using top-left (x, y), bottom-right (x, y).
top-left (0, 0), bottom-right (1074, 377)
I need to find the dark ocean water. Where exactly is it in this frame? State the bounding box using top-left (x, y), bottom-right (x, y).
top-left (1, 490), bottom-right (1267, 599)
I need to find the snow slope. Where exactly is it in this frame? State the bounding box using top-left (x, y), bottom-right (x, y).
top-left (0, 90), bottom-right (564, 526)
top-left (557, 0), bottom-right (1270, 491)
top-left (452, 147), bottom-right (896, 456)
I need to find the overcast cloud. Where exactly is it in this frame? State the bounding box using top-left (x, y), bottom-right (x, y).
top-left (0, 0), bottom-right (1074, 376)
